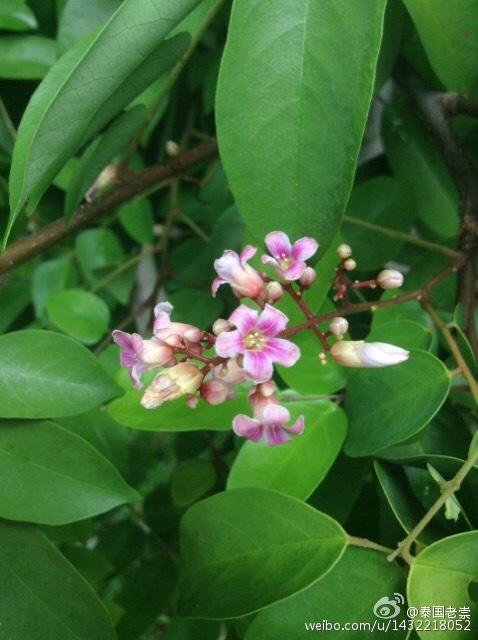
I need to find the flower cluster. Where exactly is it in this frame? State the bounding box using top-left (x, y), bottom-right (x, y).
top-left (113, 233), bottom-right (409, 446)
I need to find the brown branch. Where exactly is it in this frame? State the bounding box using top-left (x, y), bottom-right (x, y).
top-left (0, 138), bottom-right (217, 277)
top-left (395, 63), bottom-right (478, 356)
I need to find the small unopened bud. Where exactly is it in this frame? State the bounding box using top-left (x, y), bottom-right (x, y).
top-left (85, 164), bottom-right (117, 202)
top-left (299, 267), bottom-right (316, 287)
top-left (200, 379), bottom-right (229, 405)
top-left (166, 140), bottom-right (180, 157)
top-left (329, 317), bottom-right (349, 337)
top-left (213, 318), bottom-right (232, 336)
top-left (264, 281), bottom-right (284, 302)
top-left (337, 243), bottom-right (352, 259)
top-left (141, 363), bottom-right (202, 409)
top-left (330, 340), bottom-right (409, 368)
top-left (258, 380), bottom-right (276, 397)
top-left (344, 258), bottom-right (356, 271)
top-left (377, 269), bottom-right (403, 290)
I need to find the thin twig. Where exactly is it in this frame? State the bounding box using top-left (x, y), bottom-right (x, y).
top-left (348, 536), bottom-right (395, 556)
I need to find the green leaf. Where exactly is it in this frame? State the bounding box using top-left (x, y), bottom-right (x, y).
top-left (403, 0), bottom-right (478, 96)
top-left (345, 351), bottom-right (450, 457)
top-left (0, 520), bottom-right (116, 640)
top-left (215, 0), bottom-right (386, 251)
top-left (46, 288), bottom-right (110, 344)
top-left (178, 488), bottom-right (347, 618)
top-left (407, 532), bottom-right (478, 639)
top-left (343, 176), bottom-right (413, 270)
top-left (171, 459), bottom-right (216, 506)
top-left (32, 255), bottom-right (77, 320)
top-left (0, 35), bottom-right (57, 79)
top-left (57, 0), bottom-right (122, 51)
top-left (118, 197), bottom-right (154, 244)
top-left (170, 288), bottom-right (223, 330)
top-left (0, 330), bottom-right (120, 418)
top-left (0, 275), bottom-right (31, 334)
top-left (383, 100), bottom-right (458, 238)
top-left (0, 419), bottom-right (139, 524)
top-left (0, 0), bottom-right (38, 31)
top-left (64, 105), bottom-right (146, 219)
top-left (227, 401), bottom-right (347, 500)
top-left (108, 391), bottom-right (249, 431)
top-left (245, 547), bottom-right (407, 639)
top-left (7, 0), bottom-right (199, 245)
top-left (367, 320), bottom-right (433, 351)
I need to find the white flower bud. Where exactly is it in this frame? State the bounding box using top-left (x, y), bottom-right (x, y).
top-left (264, 281), bottom-right (284, 302)
top-left (336, 243), bottom-right (352, 259)
top-left (141, 363), bottom-right (203, 409)
top-left (212, 318), bottom-right (232, 336)
top-left (299, 267), bottom-right (316, 287)
top-left (377, 269), bottom-right (403, 290)
top-left (166, 140), bottom-right (180, 157)
top-left (329, 317), bottom-right (349, 337)
top-left (330, 340), bottom-right (409, 368)
top-left (344, 258), bottom-right (357, 271)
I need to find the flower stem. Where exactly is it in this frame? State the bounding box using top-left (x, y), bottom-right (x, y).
top-left (283, 283), bottom-right (330, 351)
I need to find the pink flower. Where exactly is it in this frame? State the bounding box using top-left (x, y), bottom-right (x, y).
top-left (215, 304), bottom-right (299, 383)
top-left (262, 231), bottom-right (318, 281)
top-left (212, 246), bottom-right (264, 299)
top-left (200, 379), bottom-right (230, 405)
top-left (112, 330), bottom-right (175, 389)
top-left (153, 302), bottom-right (202, 345)
top-left (233, 384), bottom-right (304, 446)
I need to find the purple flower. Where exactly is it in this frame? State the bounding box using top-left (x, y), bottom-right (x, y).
top-left (233, 403), bottom-right (304, 446)
top-left (212, 245), bottom-right (265, 299)
top-left (215, 304), bottom-right (300, 382)
top-left (112, 330), bottom-right (175, 388)
top-left (262, 231), bottom-right (318, 281)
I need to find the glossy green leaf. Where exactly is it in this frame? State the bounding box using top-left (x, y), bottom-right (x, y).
top-left (383, 100), bottom-right (458, 238)
top-left (0, 420), bottom-right (139, 524)
top-left (0, 35), bottom-right (57, 79)
top-left (32, 255), bottom-right (77, 320)
top-left (0, 330), bottom-right (120, 418)
top-left (0, 520), bottom-right (116, 640)
top-left (0, 275), bottom-right (30, 334)
top-left (403, 0), bottom-right (478, 96)
top-left (227, 401), bottom-right (347, 500)
top-left (0, 0), bottom-right (38, 31)
top-left (57, 0), bottom-right (121, 51)
top-left (64, 105), bottom-right (146, 218)
top-left (178, 488), bottom-right (347, 618)
top-left (216, 0), bottom-right (386, 251)
top-left (118, 197), bottom-right (154, 244)
top-left (171, 459), bottom-right (216, 506)
top-left (345, 351), bottom-right (450, 457)
top-left (407, 532), bottom-right (478, 639)
top-left (245, 547), bottom-right (407, 639)
top-left (46, 288), bottom-right (110, 344)
top-left (0, 97), bottom-right (16, 156)
top-left (367, 320), bottom-right (433, 351)
top-left (108, 391), bottom-right (249, 431)
top-left (7, 0), bottom-right (199, 244)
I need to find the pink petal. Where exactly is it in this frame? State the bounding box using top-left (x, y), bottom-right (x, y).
top-left (215, 330), bottom-right (244, 358)
top-left (263, 338), bottom-right (300, 367)
top-left (240, 245), bottom-right (257, 265)
top-left (264, 231), bottom-right (291, 259)
top-left (257, 304), bottom-right (288, 337)
top-left (284, 261), bottom-right (306, 281)
top-left (264, 426), bottom-right (290, 446)
top-left (262, 403), bottom-right (290, 426)
top-left (243, 350), bottom-right (273, 383)
top-left (214, 250), bottom-right (241, 280)
top-left (229, 305), bottom-right (258, 334)
top-left (261, 255), bottom-right (278, 268)
top-left (291, 237), bottom-right (318, 262)
top-left (130, 363), bottom-right (146, 389)
top-left (284, 415), bottom-right (305, 435)
top-left (212, 276), bottom-right (226, 296)
top-left (233, 415), bottom-right (264, 442)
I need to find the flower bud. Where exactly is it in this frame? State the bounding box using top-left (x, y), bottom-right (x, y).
top-left (299, 267), bottom-right (316, 287)
top-left (166, 140), bottom-right (180, 157)
top-left (343, 258), bottom-right (356, 271)
top-left (336, 243), bottom-right (352, 259)
top-left (141, 363), bottom-right (203, 409)
top-left (200, 379), bottom-right (229, 405)
top-left (330, 340), bottom-right (409, 368)
top-left (212, 318), bottom-right (232, 336)
top-left (85, 164), bottom-right (117, 202)
top-left (377, 269), bottom-right (403, 290)
top-left (264, 281), bottom-right (284, 302)
top-left (329, 317), bottom-right (349, 337)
